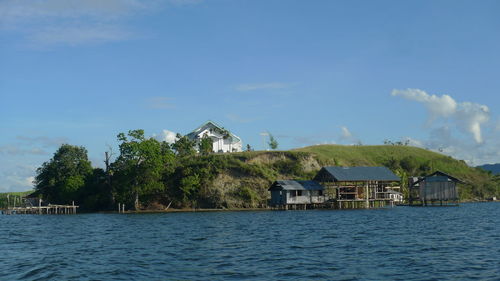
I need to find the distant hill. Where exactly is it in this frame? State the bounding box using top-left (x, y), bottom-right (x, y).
top-left (477, 164), bottom-right (500, 175)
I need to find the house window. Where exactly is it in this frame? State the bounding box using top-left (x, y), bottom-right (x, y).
top-left (318, 190), bottom-right (323, 196)
top-left (297, 190), bottom-right (303, 196)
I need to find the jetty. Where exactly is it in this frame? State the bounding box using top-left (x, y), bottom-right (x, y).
top-left (1, 195), bottom-right (79, 215)
top-left (1, 203), bottom-right (79, 215)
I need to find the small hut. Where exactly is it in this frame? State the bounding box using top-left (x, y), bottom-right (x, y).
top-left (409, 171), bottom-right (462, 206)
top-left (268, 180), bottom-right (325, 209)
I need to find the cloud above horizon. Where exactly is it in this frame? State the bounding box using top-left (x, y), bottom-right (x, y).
top-left (0, 0), bottom-right (202, 47)
top-left (146, 97), bottom-right (175, 109)
top-left (392, 88), bottom-right (490, 143)
top-left (155, 129), bottom-right (178, 144)
top-left (235, 82), bottom-right (290, 92)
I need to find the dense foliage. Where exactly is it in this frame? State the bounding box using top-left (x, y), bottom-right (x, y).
top-left (28, 135), bottom-right (499, 211)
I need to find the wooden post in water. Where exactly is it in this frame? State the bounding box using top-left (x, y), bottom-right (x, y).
top-left (365, 182), bottom-right (369, 209)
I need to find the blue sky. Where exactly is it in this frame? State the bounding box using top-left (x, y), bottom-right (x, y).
top-left (1, 0), bottom-right (500, 192)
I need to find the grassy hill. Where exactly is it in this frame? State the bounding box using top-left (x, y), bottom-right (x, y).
top-left (168, 145), bottom-right (498, 208)
top-left (3, 145), bottom-right (497, 210)
top-left (294, 145), bottom-right (498, 200)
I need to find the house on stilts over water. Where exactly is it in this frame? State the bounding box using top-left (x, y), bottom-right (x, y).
top-left (408, 171), bottom-right (462, 206)
top-left (313, 166), bottom-right (401, 209)
top-left (268, 180), bottom-right (326, 210)
top-left (269, 166), bottom-right (401, 210)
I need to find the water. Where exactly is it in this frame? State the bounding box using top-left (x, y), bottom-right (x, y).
top-left (1, 203), bottom-right (498, 281)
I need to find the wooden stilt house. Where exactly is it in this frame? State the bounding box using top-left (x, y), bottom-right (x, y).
top-left (409, 171), bottom-right (462, 206)
top-left (268, 180), bottom-right (326, 209)
top-left (314, 166), bottom-right (401, 208)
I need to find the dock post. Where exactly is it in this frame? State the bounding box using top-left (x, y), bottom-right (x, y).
top-left (365, 182), bottom-right (369, 209)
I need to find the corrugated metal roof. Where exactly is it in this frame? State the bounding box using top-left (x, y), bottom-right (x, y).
top-left (318, 166), bottom-right (400, 182)
top-left (414, 171), bottom-right (464, 184)
top-left (269, 180), bottom-right (325, 191)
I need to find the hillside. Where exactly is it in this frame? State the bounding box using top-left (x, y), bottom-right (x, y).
top-left (169, 145), bottom-right (498, 208)
top-left (294, 145), bottom-right (498, 200)
top-left (8, 145), bottom-right (498, 211)
top-left (477, 163), bottom-right (500, 175)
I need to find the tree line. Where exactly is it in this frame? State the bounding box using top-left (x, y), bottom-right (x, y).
top-left (33, 130), bottom-right (279, 211)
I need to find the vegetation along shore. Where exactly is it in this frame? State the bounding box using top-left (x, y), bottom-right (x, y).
top-left (2, 129), bottom-right (499, 212)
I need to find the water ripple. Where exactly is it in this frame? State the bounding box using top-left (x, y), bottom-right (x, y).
top-left (0, 203), bottom-right (499, 280)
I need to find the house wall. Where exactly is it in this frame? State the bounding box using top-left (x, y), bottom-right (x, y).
top-left (420, 180), bottom-right (458, 200)
top-left (284, 190), bottom-right (325, 204)
top-left (270, 190), bottom-right (284, 205)
top-left (196, 129), bottom-right (242, 153)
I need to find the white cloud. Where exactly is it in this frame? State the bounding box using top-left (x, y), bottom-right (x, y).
top-left (0, 145), bottom-right (47, 156)
top-left (392, 88), bottom-right (490, 144)
top-left (0, 165), bottom-right (37, 192)
top-left (156, 129), bottom-right (178, 144)
top-left (341, 126), bottom-right (352, 138)
top-left (235, 82), bottom-right (289, 92)
top-left (402, 137), bottom-right (424, 148)
top-left (455, 102), bottom-right (489, 143)
top-left (28, 25), bottom-right (134, 46)
top-left (147, 97), bottom-right (175, 109)
top-left (392, 88), bottom-right (457, 119)
top-left (226, 114), bottom-right (258, 123)
top-left (16, 135), bottom-right (68, 147)
top-left (0, 0), bottom-right (203, 46)
top-left (338, 126), bottom-right (361, 145)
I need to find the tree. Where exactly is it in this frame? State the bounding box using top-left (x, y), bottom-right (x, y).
top-left (112, 129), bottom-right (175, 210)
top-left (199, 133), bottom-right (213, 155)
top-left (246, 144), bottom-right (252, 152)
top-left (34, 144), bottom-right (93, 204)
top-left (268, 134), bottom-right (278, 150)
top-left (172, 133), bottom-right (196, 158)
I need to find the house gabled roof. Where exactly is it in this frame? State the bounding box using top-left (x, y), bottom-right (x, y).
top-left (268, 180), bottom-right (325, 191)
top-left (186, 120), bottom-right (242, 144)
top-left (414, 171), bottom-right (464, 185)
top-left (314, 166), bottom-right (400, 182)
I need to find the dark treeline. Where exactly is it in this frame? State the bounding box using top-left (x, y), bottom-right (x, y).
top-left (33, 129), bottom-right (247, 211)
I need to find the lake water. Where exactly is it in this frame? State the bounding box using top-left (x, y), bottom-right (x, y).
top-left (1, 202), bottom-right (499, 280)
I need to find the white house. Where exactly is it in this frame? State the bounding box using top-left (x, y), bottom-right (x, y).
top-left (186, 121), bottom-right (243, 153)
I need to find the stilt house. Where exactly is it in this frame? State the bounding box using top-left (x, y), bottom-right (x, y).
top-left (409, 171), bottom-right (462, 206)
top-left (268, 180), bottom-right (326, 209)
top-left (313, 166), bottom-right (401, 202)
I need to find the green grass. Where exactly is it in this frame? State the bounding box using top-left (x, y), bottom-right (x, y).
top-left (0, 190), bottom-right (34, 208)
top-left (293, 144), bottom-right (498, 199)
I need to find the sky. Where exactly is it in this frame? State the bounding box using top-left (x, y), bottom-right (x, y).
top-left (1, 0), bottom-right (500, 192)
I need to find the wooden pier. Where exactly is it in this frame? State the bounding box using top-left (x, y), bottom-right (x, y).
top-left (272, 199), bottom-right (395, 210)
top-left (1, 203), bottom-right (79, 215)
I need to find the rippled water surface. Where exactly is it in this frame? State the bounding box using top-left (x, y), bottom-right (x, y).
top-left (1, 203), bottom-right (499, 280)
